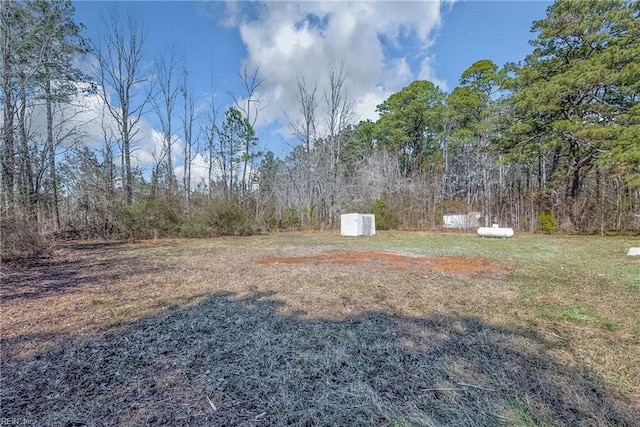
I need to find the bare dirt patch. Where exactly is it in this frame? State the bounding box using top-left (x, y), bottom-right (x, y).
top-left (256, 249), bottom-right (505, 277)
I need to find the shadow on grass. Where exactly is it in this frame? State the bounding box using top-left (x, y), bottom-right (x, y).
top-left (0, 250), bottom-right (158, 302)
top-left (1, 292), bottom-right (637, 426)
top-left (66, 241), bottom-right (132, 252)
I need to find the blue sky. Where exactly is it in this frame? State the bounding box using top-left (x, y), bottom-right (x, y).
top-left (71, 0), bottom-right (552, 179)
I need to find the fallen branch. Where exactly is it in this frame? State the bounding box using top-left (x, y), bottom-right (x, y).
top-left (421, 387), bottom-right (463, 392)
top-left (457, 382), bottom-right (495, 391)
top-left (421, 383), bottom-right (495, 392)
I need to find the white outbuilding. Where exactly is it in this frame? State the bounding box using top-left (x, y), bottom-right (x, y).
top-left (341, 213), bottom-right (376, 236)
top-left (443, 212), bottom-right (481, 229)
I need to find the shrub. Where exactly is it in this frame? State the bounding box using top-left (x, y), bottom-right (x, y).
top-left (372, 198), bottom-right (400, 230)
top-left (266, 215), bottom-right (278, 232)
top-left (111, 197), bottom-right (182, 239)
top-left (178, 217), bottom-right (211, 238)
top-left (0, 216), bottom-right (50, 261)
top-left (537, 210), bottom-right (559, 234)
top-left (208, 199), bottom-right (252, 236)
top-left (282, 205), bottom-right (301, 229)
top-left (302, 203), bottom-right (317, 227)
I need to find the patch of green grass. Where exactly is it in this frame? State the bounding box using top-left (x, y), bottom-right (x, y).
top-left (535, 304), bottom-right (619, 331)
top-left (620, 268), bottom-right (640, 291)
top-left (504, 400), bottom-right (553, 427)
top-left (562, 306), bottom-right (601, 324)
top-left (601, 321), bottom-right (620, 331)
top-left (534, 305), bottom-right (559, 321)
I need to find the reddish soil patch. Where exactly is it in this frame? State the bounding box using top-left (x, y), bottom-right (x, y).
top-left (256, 250), bottom-right (504, 276)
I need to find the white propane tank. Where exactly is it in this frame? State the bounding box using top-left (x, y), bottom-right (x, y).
top-left (477, 224), bottom-right (514, 238)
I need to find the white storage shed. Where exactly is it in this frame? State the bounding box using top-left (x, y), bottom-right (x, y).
top-left (341, 213), bottom-right (376, 236)
top-left (443, 212), bottom-right (481, 229)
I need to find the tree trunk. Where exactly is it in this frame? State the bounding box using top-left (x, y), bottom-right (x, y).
top-left (122, 105), bottom-right (132, 204)
top-left (17, 80), bottom-right (35, 220)
top-left (44, 79), bottom-right (60, 228)
top-left (1, 5), bottom-right (15, 211)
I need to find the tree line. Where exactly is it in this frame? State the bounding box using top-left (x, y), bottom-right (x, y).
top-left (1, 0), bottom-right (639, 258)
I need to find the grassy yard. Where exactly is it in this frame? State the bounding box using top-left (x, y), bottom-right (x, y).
top-left (1, 231), bottom-right (639, 426)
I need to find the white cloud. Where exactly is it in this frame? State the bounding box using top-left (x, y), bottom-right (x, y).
top-left (417, 55), bottom-right (448, 91)
top-left (174, 152), bottom-right (209, 189)
top-left (47, 83), bottom-right (182, 175)
top-left (233, 1), bottom-right (448, 135)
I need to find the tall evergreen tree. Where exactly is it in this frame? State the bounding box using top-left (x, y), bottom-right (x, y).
top-left (32, 0), bottom-right (87, 228)
top-left (218, 107), bottom-right (254, 199)
top-left (375, 80), bottom-right (446, 176)
top-left (507, 0), bottom-right (640, 199)
top-left (1, 0), bottom-right (85, 226)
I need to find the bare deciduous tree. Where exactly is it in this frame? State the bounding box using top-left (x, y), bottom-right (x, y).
top-left (321, 60), bottom-right (355, 227)
top-left (288, 77), bottom-right (317, 154)
top-left (180, 68), bottom-right (197, 204)
top-left (203, 90), bottom-right (220, 199)
top-left (232, 66), bottom-right (264, 194)
top-left (93, 7), bottom-right (149, 204)
top-left (150, 46), bottom-right (180, 196)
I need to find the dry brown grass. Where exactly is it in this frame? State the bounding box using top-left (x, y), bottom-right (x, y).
top-left (255, 249), bottom-right (508, 277)
top-left (1, 233), bottom-right (638, 426)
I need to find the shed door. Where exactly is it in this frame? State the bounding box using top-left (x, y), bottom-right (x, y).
top-left (362, 216), bottom-right (373, 236)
